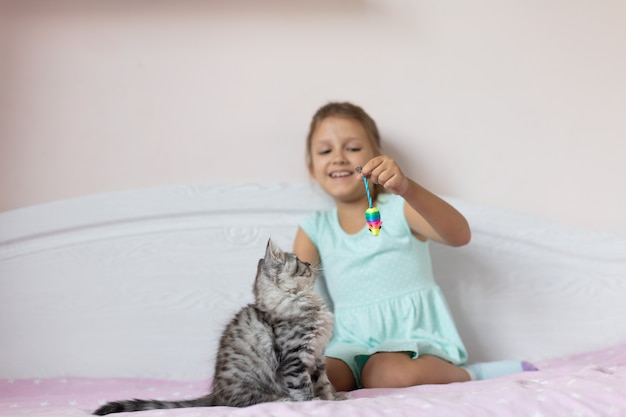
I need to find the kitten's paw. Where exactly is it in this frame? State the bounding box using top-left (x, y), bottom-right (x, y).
top-left (317, 392), bottom-right (349, 401)
top-left (333, 392), bottom-right (350, 401)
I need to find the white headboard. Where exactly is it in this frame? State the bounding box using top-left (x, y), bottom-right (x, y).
top-left (1, 183), bottom-right (625, 380)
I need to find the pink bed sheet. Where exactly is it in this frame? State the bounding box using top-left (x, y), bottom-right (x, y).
top-left (2, 343), bottom-right (625, 417)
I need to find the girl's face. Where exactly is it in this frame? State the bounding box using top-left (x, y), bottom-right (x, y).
top-left (309, 116), bottom-right (378, 202)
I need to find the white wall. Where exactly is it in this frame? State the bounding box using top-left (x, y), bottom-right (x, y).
top-left (1, 0), bottom-right (625, 232)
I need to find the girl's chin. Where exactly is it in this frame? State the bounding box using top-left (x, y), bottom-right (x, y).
top-left (321, 182), bottom-right (356, 194)
top-left (329, 190), bottom-right (365, 203)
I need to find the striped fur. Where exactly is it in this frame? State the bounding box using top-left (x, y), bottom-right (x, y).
top-left (93, 239), bottom-right (342, 415)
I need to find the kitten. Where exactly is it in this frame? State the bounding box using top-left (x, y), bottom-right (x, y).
top-left (94, 239), bottom-right (343, 415)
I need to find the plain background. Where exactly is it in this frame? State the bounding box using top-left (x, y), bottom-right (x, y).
top-left (1, 0), bottom-right (625, 232)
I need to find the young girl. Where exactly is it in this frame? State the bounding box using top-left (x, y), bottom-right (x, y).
top-left (293, 101), bottom-right (535, 391)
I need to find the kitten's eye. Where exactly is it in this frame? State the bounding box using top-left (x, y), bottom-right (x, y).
top-left (295, 256), bottom-right (310, 268)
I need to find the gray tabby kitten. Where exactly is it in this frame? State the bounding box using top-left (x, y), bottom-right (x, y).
top-left (94, 239), bottom-right (342, 415)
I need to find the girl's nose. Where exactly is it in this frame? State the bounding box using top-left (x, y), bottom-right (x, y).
top-left (331, 150), bottom-right (348, 164)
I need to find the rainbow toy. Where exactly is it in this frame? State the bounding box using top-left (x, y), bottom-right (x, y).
top-left (356, 166), bottom-right (382, 236)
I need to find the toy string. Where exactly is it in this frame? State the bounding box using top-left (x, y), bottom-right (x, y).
top-left (356, 166), bottom-right (373, 208)
top-left (363, 176), bottom-right (373, 208)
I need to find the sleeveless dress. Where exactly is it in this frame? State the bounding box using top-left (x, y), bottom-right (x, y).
top-left (299, 193), bottom-right (467, 386)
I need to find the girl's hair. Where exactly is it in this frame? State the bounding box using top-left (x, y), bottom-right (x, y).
top-left (305, 101), bottom-right (382, 169)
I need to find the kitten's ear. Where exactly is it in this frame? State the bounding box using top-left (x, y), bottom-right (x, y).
top-left (265, 238), bottom-right (285, 264)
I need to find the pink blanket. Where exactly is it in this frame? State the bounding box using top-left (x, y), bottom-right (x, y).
top-left (2, 344), bottom-right (625, 417)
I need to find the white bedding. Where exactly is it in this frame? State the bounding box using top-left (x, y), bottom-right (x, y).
top-left (2, 343), bottom-right (626, 416)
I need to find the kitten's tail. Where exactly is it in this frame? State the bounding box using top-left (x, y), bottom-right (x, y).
top-left (93, 395), bottom-right (215, 415)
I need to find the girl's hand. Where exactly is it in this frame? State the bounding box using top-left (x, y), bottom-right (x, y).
top-left (361, 155), bottom-right (471, 247)
top-left (360, 156), bottom-right (410, 196)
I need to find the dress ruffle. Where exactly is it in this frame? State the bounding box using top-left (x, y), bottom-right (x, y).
top-left (326, 286), bottom-right (467, 365)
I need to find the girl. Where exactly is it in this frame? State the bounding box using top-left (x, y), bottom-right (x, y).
top-left (293, 101), bottom-right (535, 391)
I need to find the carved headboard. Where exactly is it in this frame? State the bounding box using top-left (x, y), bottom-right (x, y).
top-left (1, 182), bottom-right (625, 380)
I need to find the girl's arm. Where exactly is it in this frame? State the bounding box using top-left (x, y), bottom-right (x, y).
top-left (293, 227), bottom-right (321, 265)
top-left (401, 179), bottom-right (471, 247)
top-left (361, 156), bottom-right (471, 247)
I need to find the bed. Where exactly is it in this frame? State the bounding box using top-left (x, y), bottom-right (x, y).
top-left (1, 182), bottom-right (625, 416)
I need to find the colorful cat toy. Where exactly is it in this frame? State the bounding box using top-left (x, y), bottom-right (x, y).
top-left (356, 166), bottom-right (382, 236)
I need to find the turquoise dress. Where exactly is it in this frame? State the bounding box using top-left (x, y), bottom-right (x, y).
top-left (299, 193), bottom-right (468, 386)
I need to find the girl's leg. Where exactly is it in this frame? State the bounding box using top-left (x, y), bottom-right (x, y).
top-left (325, 357), bottom-right (357, 392)
top-left (361, 352), bottom-right (470, 389)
